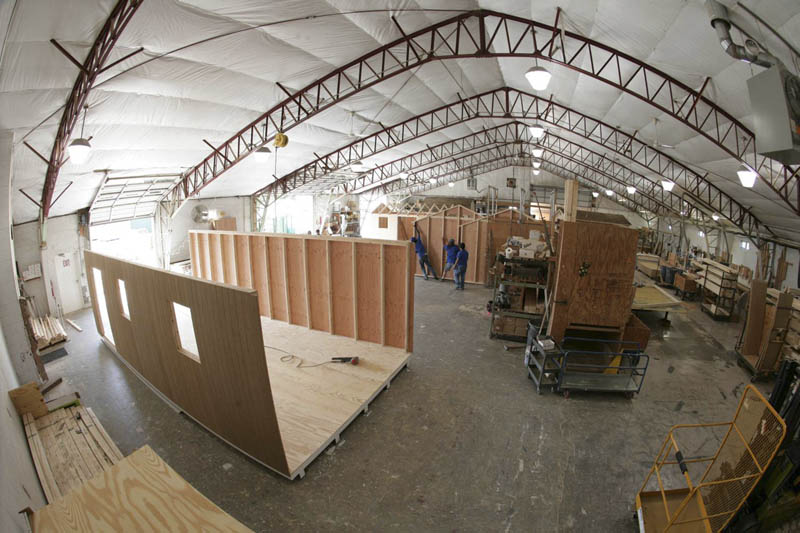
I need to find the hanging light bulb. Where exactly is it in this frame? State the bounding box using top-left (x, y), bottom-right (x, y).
top-left (533, 169), bottom-right (541, 176)
top-left (626, 186), bottom-right (636, 194)
top-left (737, 164), bottom-right (757, 188)
top-left (525, 66), bottom-right (552, 91)
top-left (429, 177), bottom-right (437, 184)
top-left (254, 145), bottom-right (272, 163)
top-left (532, 147), bottom-right (543, 158)
top-left (605, 189), bottom-right (614, 196)
top-left (351, 159), bottom-right (367, 172)
top-left (533, 159), bottom-right (542, 169)
top-left (661, 180), bottom-right (675, 192)
top-left (528, 123), bottom-right (545, 139)
top-left (698, 230), bottom-right (705, 237)
top-left (712, 213), bottom-right (720, 221)
top-left (668, 224), bottom-right (672, 230)
top-left (592, 191), bottom-right (600, 198)
top-left (68, 105), bottom-right (91, 164)
top-left (448, 182), bottom-right (455, 188)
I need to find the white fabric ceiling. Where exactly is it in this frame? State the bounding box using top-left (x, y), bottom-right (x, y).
top-left (1, 0), bottom-right (799, 241)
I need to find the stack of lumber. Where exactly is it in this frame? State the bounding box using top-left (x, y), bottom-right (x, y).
top-left (30, 445), bottom-right (251, 532)
top-left (693, 258), bottom-right (738, 317)
top-left (766, 288), bottom-right (800, 364)
top-left (9, 381), bottom-right (122, 503)
top-left (31, 315), bottom-right (67, 349)
top-left (636, 254), bottom-right (660, 279)
top-left (740, 281), bottom-right (794, 376)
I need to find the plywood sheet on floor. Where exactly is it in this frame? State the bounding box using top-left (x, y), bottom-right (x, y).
top-left (262, 318), bottom-right (409, 476)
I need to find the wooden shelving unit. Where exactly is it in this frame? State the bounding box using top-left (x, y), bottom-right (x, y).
top-left (696, 259), bottom-right (737, 320)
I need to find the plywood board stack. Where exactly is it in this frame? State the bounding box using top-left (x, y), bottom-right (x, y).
top-left (31, 445), bottom-right (252, 532)
top-left (636, 254), bottom-right (660, 279)
top-left (189, 231), bottom-right (415, 351)
top-left (547, 221), bottom-right (638, 341)
top-left (694, 258), bottom-right (738, 318)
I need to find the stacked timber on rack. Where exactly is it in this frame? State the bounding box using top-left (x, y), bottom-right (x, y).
top-left (739, 280), bottom-right (795, 377)
top-left (636, 253), bottom-right (660, 279)
top-left (20, 297), bottom-right (67, 349)
top-left (88, 233), bottom-right (414, 480)
top-left (693, 258), bottom-right (738, 319)
top-left (767, 288), bottom-right (800, 365)
top-left (547, 221), bottom-right (639, 341)
top-left (30, 445), bottom-right (251, 532)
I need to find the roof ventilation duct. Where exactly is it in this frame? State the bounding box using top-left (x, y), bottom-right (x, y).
top-left (705, 0), bottom-right (778, 68)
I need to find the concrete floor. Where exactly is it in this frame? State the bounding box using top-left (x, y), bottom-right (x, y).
top-left (47, 280), bottom-right (774, 532)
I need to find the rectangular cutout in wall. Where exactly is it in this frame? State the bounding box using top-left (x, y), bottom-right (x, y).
top-left (92, 268), bottom-right (114, 343)
top-left (118, 279), bottom-right (130, 319)
top-left (172, 302), bottom-right (199, 363)
top-left (378, 216), bottom-right (388, 229)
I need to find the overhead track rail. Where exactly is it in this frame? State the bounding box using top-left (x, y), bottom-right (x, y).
top-left (39, 0), bottom-right (143, 218)
top-left (163, 9), bottom-right (798, 217)
top-left (256, 88), bottom-right (771, 241)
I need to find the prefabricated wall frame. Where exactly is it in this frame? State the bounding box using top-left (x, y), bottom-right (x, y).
top-left (84, 251), bottom-right (291, 476)
top-left (189, 231), bottom-right (415, 351)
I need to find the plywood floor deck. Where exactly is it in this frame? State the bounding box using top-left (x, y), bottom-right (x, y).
top-left (261, 319), bottom-right (410, 478)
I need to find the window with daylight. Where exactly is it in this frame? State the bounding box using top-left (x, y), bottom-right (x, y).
top-left (378, 216), bottom-right (388, 229)
top-left (172, 302), bottom-right (200, 363)
top-left (118, 279), bottom-right (130, 319)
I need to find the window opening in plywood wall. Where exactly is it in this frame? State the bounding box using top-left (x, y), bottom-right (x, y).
top-left (91, 268), bottom-right (114, 343)
top-left (118, 279), bottom-right (130, 319)
top-left (378, 216), bottom-right (388, 229)
top-left (172, 302), bottom-right (200, 363)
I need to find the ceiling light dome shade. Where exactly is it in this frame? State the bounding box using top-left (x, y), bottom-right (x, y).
top-left (712, 214), bottom-right (720, 221)
top-left (68, 138), bottom-right (91, 164)
top-left (533, 159), bottom-right (542, 169)
top-left (525, 66), bottom-right (552, 91)
top-left (532, 147), bottom-right (543, 158)
top-left (429, 178), bottom-right (437, 184)
top-left (592, 191), bottom-right (600, 198)
top-left (528, 123), bottom-right (546, 139)
top-left (533, 169), bottom-right (540, 175)
top-left (605, 189), bottom-right (614, 196)
top-left (626, 186), bottom-right (636, 194)
top-left (737, 164), bottom-right (757, 188)
top-left (448, 182), bottom-right (455, 188)
top-left (254, 145), bottom-right (272, 162)
top-left (661, 180), bottom-right (675, 192)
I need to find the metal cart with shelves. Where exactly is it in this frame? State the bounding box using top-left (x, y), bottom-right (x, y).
top-left (489, 256), bottom-right (552, 342)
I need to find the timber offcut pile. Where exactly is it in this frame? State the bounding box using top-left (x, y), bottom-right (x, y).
top-left (31, 315), bottom-right (67, 349)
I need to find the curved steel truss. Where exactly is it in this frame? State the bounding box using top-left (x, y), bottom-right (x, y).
top-left (256, 87), bottom-right (770, 240)
top-left (41, 0), bottom-right (143, 217)
top-left (163, 9), bottom-right (798, 217)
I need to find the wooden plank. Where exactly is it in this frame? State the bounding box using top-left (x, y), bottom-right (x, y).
top-left (9, 382), bottom-right (48, 418)
top-left (24, 412), bottom-right (61, 502)
top-left (208, 232), bottom-right (223, 282)
top-left (46, 392), bottom-right (81, 412)
top-left (329, 240), bottom-right (355, 338)
top-left (189, 232), bottom-right (200, 277)
top-left (221, 233), bottom-right (237, 285)
top-left (326, 239), bottom-right (335, 333)
top-left (352, 241), bottom-right (359, 339)
top-left (303, 240), bottom-right (312, 328)
top-left (563, 179), bottom-right (578, 222)
top-left (32, 445), bottom-right (253, 532)
top-left (267, 237), bottom-right (288, 322)
top-left (355, 242), bottom-right (381, 344)
top-left (285, 238), bottom-right (307, 327)
top-left (380, 244), bottom-right (386, 345)
top-left (234, 234), bottom-right (252, 288)
top-left (742, 280), bottom-right (767, 356)
top-left (198, 232), bottom-right (211, 280)
top-left (84, 251), bottom-right (290, 476)
top-left (306, 239), bottom-right (330, 332)
top-left (249, 235), bottom-right (270, 317)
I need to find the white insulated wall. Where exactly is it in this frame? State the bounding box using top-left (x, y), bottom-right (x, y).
top-left (169, 197), bottom-right (252, 262)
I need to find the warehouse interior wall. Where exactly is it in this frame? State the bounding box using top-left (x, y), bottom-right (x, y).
top-left (168, 196), bottom-right (252, 263)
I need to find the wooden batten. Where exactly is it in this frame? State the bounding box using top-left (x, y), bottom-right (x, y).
top-left (189, 231), bottom-right (414, 351)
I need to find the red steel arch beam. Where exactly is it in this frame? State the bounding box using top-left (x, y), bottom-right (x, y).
top-left (40, 0), bottom-right (143, 217)
top-left (258, 87), bottom-right (768, 240)
top-left (331, 121), bottom-right (701, 224)
top-left (163, 9), bottom-right (797, 215)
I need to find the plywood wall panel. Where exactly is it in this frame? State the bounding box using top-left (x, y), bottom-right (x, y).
top-left (428, 216), bottom-right (444, 275)
top-left (329, 240), bottom-right (355, 338)
top-left (85, 251), bottom-right (290, 475)
top-left (284, 238), bottom-right (308, 327)
top-left (305, 239), bottom-right (330, 332)
top-left (234, 235), bottom-right (252, 289)
top-left (249, 236), bottom-right (271, 318)
top-left (267, 237), bottom-right (288, 322)
top-left (221, 234), bottom-right (237, 285)
top-left (189, 232), bottom-right (414, 351)
top-left (208, 233), bottom-right (223, 282)
top-left (355, 243), bottom-right (381, 344)
top-left (189, 233), bottom-right (200, 277)
top-left (198, 232), bottom-right (211, 280)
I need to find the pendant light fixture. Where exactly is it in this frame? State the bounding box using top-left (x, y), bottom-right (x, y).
top-left (737, 164), bottom-right (757, 188)
top-left (712, 213), bottom-right (720, 221)
top-left (661, 180), bottom-right (674, 192)
top-left (528, 123), bottom-right (546, 139)
top-left (626, 186), bottom-right (636, 194)
top-left (605, 189), bottom-right (614, 196)
top-left (68, 105), bottom-right (92, 164)
top-left (254, 145), bottom-right (272, 162)
top-left (525, 65), bottom-right (552, 91)
top-left (533, 159), bottom-right (542, 169)
top-left (448, 182), bottom-right (455, 188)
top-left (532, 146), bottom-right (543, 158)
top-left (592, 191), bottom-right (600, 198)
top-left (533, 169), bottom-right (541, 176)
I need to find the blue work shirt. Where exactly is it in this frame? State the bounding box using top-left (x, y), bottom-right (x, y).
top-left (455, 249), bottom-right (469, 268)
top-left (410, 237), bottom-right (426, 257)
top-left (443, 244), bottom-right (459, 264)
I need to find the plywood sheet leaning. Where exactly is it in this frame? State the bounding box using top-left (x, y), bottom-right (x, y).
top-left (741, 280), bottom-right (768, 356)
top-left (32, 445), bottom-right (253, 532)
top-left (189, 231), bottom-right (414, 351)
top-left (547, 221), bottom-right (638, 341)
top-left (84, 251), bottom-right (291, 476)
top-left (756, 291), bottom-right (793, 372)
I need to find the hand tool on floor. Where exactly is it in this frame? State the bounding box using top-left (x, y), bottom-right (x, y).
top-left (332, 356), bottom-right (359, 365)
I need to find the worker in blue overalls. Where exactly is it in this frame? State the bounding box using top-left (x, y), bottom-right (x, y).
top-left (441, 238), bottom-right (459, 281)
top-left (453, 242), bottom-right (469, 290)
top-left (410, 231), bottom-right (438, 280)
